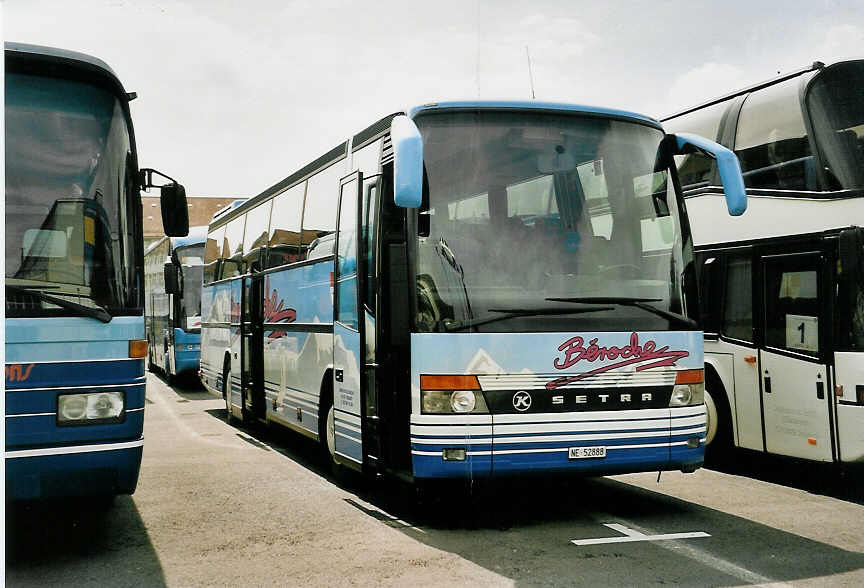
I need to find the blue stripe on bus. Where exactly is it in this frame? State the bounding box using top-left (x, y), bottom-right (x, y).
top-left (5, 358), bottom-right (145, 390)
top-left (5, 316), bottom-right (144, 363)
top-left (5, 443), bottom-right (142, 499)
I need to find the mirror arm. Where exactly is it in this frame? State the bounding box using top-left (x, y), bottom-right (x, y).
top-left (673, 132), bottom-right (747, 216)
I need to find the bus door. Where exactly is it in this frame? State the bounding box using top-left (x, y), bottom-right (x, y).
top-left (241, 274), bottom-right (265, 421)
top-left (333, 172), bottom-right (366, 470)
top-left (759, 251), bottom-right (835, 461)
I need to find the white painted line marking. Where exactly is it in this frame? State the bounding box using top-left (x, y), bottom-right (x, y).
top-left (572, 523), bottom-right (710, 546)
top-left (605, 517), bottom-right (793, 587)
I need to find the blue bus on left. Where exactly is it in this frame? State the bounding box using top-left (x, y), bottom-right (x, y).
top-left (4, 43), bottom-right (188, 500)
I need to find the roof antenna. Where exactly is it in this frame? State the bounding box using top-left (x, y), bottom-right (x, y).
top-left (526, 46), bottom-right (536, 99)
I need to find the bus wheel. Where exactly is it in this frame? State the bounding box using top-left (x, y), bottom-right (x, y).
top-left (704, 388), bottom-right (719, 446)
top-left (704, 374), bottom-right (732, 464)
top-left (223, 365), bottom-right (235, 424)
top-left (318, 388), bottom-right (344, 479)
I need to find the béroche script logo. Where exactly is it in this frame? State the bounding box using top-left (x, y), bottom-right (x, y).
top-left (546, 332), bottom-right (689, 390)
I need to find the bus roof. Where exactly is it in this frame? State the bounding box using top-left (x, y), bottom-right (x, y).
top-left (409, 100), bottom-right (661, 127)
top-left (5, 42), bottom-right (123, 85)
top-left (661, 60), bottom-right (843, 122)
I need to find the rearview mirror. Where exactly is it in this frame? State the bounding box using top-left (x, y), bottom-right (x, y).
top-left (164, 262), bottom-right (180, 295)
top-left (140, 167), bottom-right (190, 236)
top-left (672, 133), bottom-right (747, 216)
top-left (391, 115), bottom-right (424, 208)
top-left (160, 183), bottom-right (189, 237)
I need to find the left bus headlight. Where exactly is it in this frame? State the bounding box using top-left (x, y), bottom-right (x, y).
top-left (58, 391), bottom-right (124, 425)
top-left (669, 369), bottom-right (705, 407)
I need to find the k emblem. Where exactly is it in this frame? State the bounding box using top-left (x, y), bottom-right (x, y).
top-left (512, 390), bottom-right (532, 412)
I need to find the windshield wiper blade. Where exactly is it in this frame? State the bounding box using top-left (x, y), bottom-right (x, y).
top-left (442, 306), bottom-right (614, 332)
top-left (545, 296), bottom-right (697, 330)
top-left (6, 284), bottom-right (112, 323)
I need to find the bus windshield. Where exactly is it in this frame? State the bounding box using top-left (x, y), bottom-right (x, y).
top-left (806, 61), bottom-right (864, 190)
top-left (5, 73), bottom-right (140, 317)
top-left (177, 244), bottom-right (204, 331)
top-left (415, 111), bottom-right (690, 333)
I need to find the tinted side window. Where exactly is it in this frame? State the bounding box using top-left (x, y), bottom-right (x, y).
top-left (242, 200), bottom-right (271, 271)
top-left (267, 182), bottom-right (305, 268)
top-left (221, 216), bottom-right (246, 279)
top-left (666, 100), bottom-right (729, 189)
top-left (203, 226), bottom-right (224, 284)
top-left (302, 161), bottom-right (344, 245)
top-left (735, 78), bottom-right (816, 191)
top-left (722, 253), bottom-right (753, 342)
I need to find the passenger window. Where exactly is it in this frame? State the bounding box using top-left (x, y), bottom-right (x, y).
top-left (268, 183), bottom-right (305, 268)
top-left (203, 226), bottom-right (224, 284)
top-left (735, 78), bottom-right (816, 191)
top-left (242, 200), bottom-right (271, 271)
top-left (764, 256), bottom-right (820, 355)
top-left (221, 216), bottom-right (246, 279)
top-left (352, 139), bottom-right (382, 175)
top-left (302, 162), bottom-right (343, 248)
top-left (722, 254), bottom-right (753, 342)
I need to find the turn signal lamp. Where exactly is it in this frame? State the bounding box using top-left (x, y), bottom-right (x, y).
top-left (129, 339), bottom-right (148, 358)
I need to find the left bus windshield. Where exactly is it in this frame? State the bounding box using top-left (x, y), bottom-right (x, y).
top-left (5, 73), bottom-right (139, 317)
top-left (415, 110), bottom-right (690, 333)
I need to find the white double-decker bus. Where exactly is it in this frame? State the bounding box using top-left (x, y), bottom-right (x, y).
top-left (200, 101), bottom-right (746, 484)
top-left (664, 59), bottom-right (864, 464)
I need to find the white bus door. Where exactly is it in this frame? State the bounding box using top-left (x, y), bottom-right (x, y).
top-left (332, 172), bottom-right (365, 469)
top-left (759, 252), bottom-right (834, 462)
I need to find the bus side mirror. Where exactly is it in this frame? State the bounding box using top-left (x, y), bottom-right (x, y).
top-left (672, 133), bottom-right (747, 216)
top-left (161, 183), bottom-right (189, 237)
top-left (164, 262), bottom-right (180, 295)
top-left (140, 168), bottom-right (190, 237)
top-left (391, 115), bottom-right (423, 208)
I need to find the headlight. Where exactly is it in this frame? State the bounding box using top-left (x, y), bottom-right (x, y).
top-left (450, 390), bottom-right (476, 413)
top-left (670, 384), bottom-right (692, 406)
top-left (421, 390), bottom-right (488, 414)
top-left (669, 369), bottom-right (705, 407)
top-left (58, 391), bottom-right (124, 425)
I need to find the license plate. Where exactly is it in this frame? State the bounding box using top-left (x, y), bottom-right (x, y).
top-left (568, 446), bottom-right (607, 459)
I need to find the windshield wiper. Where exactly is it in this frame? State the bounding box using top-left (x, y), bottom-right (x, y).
top-left (6, 284), bottom-right (112, 323)
top-left (441, 306), bottom-right (614, 332)
top-left (545, 296), bottom-right (697, 330)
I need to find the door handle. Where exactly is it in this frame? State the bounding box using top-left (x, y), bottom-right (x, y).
top-left (764, 375), bottom-right (772, 394)
top-left (816, 381), bottom-right (825, 400)
top-left (335, 369), bottom-right (344, 382)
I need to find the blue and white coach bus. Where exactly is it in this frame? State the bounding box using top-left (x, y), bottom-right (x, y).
top-left (4, 43), bottom-right (187, 499)
top-left (144, 226), bottom-right (207, 383)
top-left (200, 101), bottom-right (746, 483)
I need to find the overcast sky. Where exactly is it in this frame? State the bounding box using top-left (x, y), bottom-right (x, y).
top-left (4, 0), bottom-right (864, 198)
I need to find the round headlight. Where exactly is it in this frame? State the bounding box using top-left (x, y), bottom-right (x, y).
top-left (450, 390), bottom-right (476, 413)
top-left (670, 384), bottom-right (692, 406)
top-left (59, 396), bottom-right (87, 420)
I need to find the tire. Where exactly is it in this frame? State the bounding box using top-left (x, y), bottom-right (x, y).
top-left (704, 372), bottom-right (733, 464)
top-left (223, 364), bottom-right (235, 424)
top-left (318, 385), bottom-right (345, 479)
